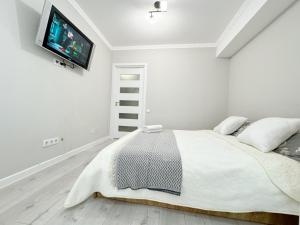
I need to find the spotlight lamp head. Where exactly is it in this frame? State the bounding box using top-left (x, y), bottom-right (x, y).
top-left (149, 0), bottom-right (168, 18)
top-left (154, 1), bottom-right (161, 10)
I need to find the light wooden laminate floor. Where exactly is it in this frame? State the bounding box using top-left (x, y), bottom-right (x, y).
top-left (0, 140), bottom-right (262, 225)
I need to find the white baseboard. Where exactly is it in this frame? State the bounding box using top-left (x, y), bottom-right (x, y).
top-left (0, 136), bottom-right (110, 189)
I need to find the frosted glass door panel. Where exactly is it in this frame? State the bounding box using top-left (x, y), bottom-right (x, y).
top-left (110, 65), bottom-right (146, 138)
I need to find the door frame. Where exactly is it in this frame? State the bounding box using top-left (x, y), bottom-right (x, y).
top-left (109, 63), bottom-right (148, 138)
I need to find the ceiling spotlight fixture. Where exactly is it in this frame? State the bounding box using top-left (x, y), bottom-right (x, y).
top-left (149, 0), bottom-right (168, 18)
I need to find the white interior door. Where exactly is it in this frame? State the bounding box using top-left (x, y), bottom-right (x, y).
top-left (110, 64), bottom-right (147, 138)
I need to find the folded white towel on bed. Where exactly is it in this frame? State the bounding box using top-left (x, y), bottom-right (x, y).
top-left (143, 125), bottom-right (163, 133)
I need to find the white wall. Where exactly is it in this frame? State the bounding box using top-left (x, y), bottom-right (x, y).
top-left (4, 0), bottom-right (298, 181)
top-left (113, 48), bottom-right (229, 130)
top-left (228, 1), bottom-right (300, 120)
top-left (0, 0), bottom-right (112, 178)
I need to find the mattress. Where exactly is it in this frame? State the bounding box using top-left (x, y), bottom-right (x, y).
top-left (65, 130), bottom-right (300, 215)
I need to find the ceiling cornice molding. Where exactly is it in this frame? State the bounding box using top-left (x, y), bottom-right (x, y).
top-left (67, 0), bottom-right (113, 50)
top-left (216, 0), bottom-right (267, 57)
top-left (67, 0), bottom-right (296, 56)
top-left (112, 43), bottom-right (216, 51)
top-left (67, 0), bottom-right (215, 51)
top-left (216, 0), bottom-right (297, 58)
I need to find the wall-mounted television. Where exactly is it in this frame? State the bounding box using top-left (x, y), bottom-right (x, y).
top-left (36, 0), bottom-right (94, 70)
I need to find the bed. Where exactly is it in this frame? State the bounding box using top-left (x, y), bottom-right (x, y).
top-left (65, 129), bottom-right (300, 225)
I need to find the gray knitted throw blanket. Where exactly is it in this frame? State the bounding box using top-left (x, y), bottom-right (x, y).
top-left (116, 130), bottom-right (182, 195)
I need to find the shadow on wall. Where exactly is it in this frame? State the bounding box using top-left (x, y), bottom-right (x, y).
top-left (14, 0), bottom-right (84, 75)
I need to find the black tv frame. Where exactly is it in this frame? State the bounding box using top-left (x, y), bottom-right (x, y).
top-left (42, 6), bottom-right (94, 70)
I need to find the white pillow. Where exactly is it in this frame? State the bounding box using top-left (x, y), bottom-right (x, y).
top-left (237, 118), bottom-right (300, 152)
top-left (214, 116), bottom-right (248, 135)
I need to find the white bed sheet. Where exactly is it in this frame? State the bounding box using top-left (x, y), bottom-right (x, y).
top-left (65, 130), bottom-right (299, 215)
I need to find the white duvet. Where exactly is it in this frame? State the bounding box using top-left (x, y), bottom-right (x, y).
top-left (65, 130), bottom-right (300, 215)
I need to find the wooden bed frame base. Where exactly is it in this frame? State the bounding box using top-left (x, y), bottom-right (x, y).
top-left (94, 192), bottom-right (298, 225)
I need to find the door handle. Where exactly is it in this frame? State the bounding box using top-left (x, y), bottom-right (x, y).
top-left (115, 101), bottom-right (119, 106)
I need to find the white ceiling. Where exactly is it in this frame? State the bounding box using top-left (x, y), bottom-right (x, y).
top-left (74, 0), bottom-right (245, 46)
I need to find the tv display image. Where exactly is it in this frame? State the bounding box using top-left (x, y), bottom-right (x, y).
top-left (38, 4), bottom-right (94, 70)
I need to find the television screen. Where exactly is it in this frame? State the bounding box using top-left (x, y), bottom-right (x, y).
top-left (42, 6), bottom-right (94, 69)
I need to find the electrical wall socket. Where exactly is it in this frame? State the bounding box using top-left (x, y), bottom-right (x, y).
top-left (43, 137), bottom-right (60, 148)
